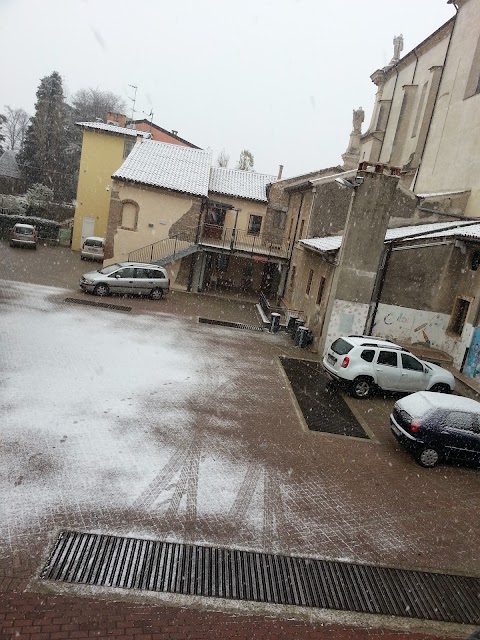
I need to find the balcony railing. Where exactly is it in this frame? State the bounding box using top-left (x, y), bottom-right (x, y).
top-left (199, 224), bottom-right (291, 259)
top-left (126, 223), bottom-right (291, 266)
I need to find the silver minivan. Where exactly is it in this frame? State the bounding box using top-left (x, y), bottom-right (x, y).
top-left (81, 236), bottom-right (105, 261)
top-left (80, 262), bottom-right (170, 299)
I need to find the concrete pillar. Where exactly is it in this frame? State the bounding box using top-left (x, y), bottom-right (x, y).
top-left (277, 263), bottom-right (289, 299)
top-left (318, 172), bottom-right (399, 354)
top-left (190, 252), bottom-right (206, 293)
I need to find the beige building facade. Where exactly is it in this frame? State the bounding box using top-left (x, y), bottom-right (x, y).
top-left (103, 139), bottom-right (286, 296)
top-left (359, 0), bottom-right (480, 218)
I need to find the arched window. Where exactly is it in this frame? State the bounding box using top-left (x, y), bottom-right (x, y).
top-left (121, 200), bottom-right (139, 231)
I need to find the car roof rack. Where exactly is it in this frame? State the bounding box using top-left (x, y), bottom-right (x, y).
top-left (348, 335), bottom-right (395, 342)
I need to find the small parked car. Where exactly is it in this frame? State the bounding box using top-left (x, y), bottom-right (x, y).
top-left (10, 223), bottom-right (37, 249)
top-left (390, 391), bottom-right (480, 468)
top-left (323, 335), bottom-right (455, 398)
top-left (80, 262), bottom-right (169, 300)
top-left (81, 236), bottom-right (105, 261)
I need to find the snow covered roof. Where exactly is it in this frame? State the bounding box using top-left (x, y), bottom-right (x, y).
top-left (209, 167), bottom-right (276, 202)
top-left (300, 220), bottom-right (478, 254)
top-left (411, 222), bottom-right (480, 242)
top-left (417, 189), bottom-right (470, 199)
top-left (309, 169), bottom-right (357, 186)
top-left (113, 139), bottom-right (211, 196)
top-left (113, 140), bottom-right (275, 201)
top-left (0, 150), bottom-right (22, 179)
top-left (76, 121), bottom-right (151, 139)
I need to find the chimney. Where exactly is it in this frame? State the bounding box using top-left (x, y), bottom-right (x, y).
top-left (277, 164), bottom-right (284, 180)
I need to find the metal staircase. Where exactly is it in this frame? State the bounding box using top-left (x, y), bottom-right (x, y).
top-left (127, 227), bottom-right (199, 266)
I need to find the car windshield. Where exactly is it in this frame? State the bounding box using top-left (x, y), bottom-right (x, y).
top-left (98, 264), bottom-right (120, 274)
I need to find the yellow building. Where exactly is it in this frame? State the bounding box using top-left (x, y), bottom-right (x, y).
top-left (71, 122), bottom-right (149, 251)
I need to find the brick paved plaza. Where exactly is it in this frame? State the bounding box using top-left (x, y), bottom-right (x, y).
top-left (1, 244), bottom-right (478, 639)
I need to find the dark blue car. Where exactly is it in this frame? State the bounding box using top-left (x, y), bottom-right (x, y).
top-left (390, 391), bottom-right (480, 468)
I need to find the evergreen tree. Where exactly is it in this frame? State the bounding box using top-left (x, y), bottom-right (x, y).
top-left (18, 72), bottom-right (68, 199)
top-left (236, 149), bottom-right (254, 171)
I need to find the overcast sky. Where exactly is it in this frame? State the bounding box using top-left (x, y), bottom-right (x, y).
top-left (1, 0), bottom-right (454, 178)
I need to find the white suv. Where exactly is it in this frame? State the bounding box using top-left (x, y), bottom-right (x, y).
top-left (323, 335), bottom-right (455, 399)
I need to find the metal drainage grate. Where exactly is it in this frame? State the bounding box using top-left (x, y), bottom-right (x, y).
top-left (41, 531), bottom-right (480, 625)
top-left (198, 317), bottom-right (263, 331)
top-left (280, 357), bottom-right (369, 439)
top-left (64, 298), bottom-right (132, 313)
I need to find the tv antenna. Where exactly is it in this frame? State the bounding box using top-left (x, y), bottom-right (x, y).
top-left (128, 84), bottom-right (138, 124)
top-left (143, 108), bottom-right (154, 132)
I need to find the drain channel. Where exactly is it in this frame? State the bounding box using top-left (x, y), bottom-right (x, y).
top-left (41, 531), bottom-right (480, 625)
top-left (64, 298), bottom-right (132, 312)
top-left (198, 317), bottom-right (263, 331)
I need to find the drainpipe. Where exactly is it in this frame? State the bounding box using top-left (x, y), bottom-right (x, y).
top-left (230, 208), bottom-right (240, 250)
top-left (417, 205), bottom-right (478, 220)
top-left (281, 192), bottom-right (304, 299)
top-left (411, 5), bottom-right (458, 192)
top-left (365, 243), bottom-right (393, 335)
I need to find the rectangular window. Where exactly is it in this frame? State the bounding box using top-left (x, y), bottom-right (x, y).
top-left (273, 210), bottom-right (287, 230)
top-left (316, 276), bottom-right (326, 305)
top-left (123, 140), bottom-right (134, 158)
top-left (401, 353), bottom-right (424, 372)
top-left (465, 33), bottom-right (480, 99)
top-left (288, 218), bottom-right (294, 239)
top-left (306, 269), bottom-right (314, 295)
top-left (289, 265), bottom-right (296, 290)
top-left (298, 219), bottom-right (305, 239)
top-left (377, 351), bottom-right (398, 367)
top-left (216, 254), bottom-right (229, 272)
top-left (411, 82), bottom-right (428, 138)
top-left (248, 215), bottom-right (262, 236)
top-left (121, 202), bottom-right (137, 230)
top-left (449, 297), bottom-right (470, 336)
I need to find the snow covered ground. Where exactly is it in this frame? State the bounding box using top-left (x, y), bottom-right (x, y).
top-left (1, 279), bottom-right (480, 578)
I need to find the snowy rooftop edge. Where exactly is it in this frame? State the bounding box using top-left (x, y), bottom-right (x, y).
top-left (76, 122), bottom-right (151, 138)
top-left (299, 220), bottom-right (479, 253)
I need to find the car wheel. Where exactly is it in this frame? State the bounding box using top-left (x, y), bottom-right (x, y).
top-left (351, 376), bottom-right (373, 399)
top-left (417, 447), bottom-right (440, 468)
top-left (93, 283), bottom-right (110, 297)
top-left (150, 287), bottom-right (164, 300)
top-left (429, 383), bottom-right (451, 394)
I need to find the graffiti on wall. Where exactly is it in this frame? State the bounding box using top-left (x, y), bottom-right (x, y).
top-left (372, 303), bottom-right (472, 369)
top-left (464, 327), bottom-right (480, 379)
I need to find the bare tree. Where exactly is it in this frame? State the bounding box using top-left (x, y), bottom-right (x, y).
top-left (3, 106), bottom-right (30, 150)
top-left (236, 149), bottom-right (254, 171)
top-left (70, 88), bottom-right (126, 123)
top-left (217, 148), bottom-right (230, 168)
top-left (0, 113), bottom-right (5, 154)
